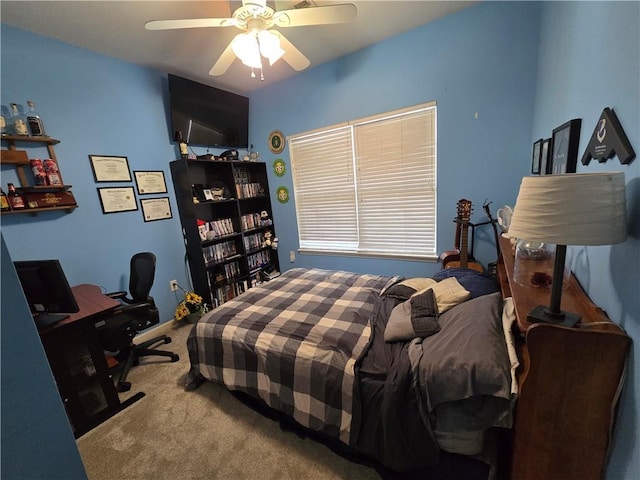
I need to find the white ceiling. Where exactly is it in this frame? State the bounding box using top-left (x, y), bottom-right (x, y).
top-left (0, 1), bottom-right (477, 95)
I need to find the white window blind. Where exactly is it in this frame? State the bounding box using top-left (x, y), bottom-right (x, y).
top-left (289, 103), bottom-right (437, 259)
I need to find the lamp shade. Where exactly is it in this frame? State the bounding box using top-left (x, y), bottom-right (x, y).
top-left (508, 172), bottom-right (627, 246)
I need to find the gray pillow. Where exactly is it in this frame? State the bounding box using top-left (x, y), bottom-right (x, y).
top-left (408, 292), bottom-right (512, 412)
top-left (384, 288), bottom-right (440, 342)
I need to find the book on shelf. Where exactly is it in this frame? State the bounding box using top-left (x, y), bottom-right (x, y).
top-left (208, 217), bottom-right (234, 237)
top-left (235, 182), bottom-right (263, 199)
top-left (241, 211), bottom-right (273, 230)
top-left (212, 280), bottom-right (247, 306)
top-left (203, 240), bottom-right (239, 264)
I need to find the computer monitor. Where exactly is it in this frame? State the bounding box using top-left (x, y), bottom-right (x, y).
top-left (14, 259), bottom-right (80, 329)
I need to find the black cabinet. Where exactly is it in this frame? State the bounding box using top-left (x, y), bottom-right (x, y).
top-left (170, 159), bottom-right (280, 307)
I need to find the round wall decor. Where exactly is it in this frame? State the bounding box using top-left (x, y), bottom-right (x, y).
top-left (268, 130), bottom-right (285, 154)
top-left (276, 186), bottom-right (289, 204)
top-left (273, 158), bottom-right (286, 177)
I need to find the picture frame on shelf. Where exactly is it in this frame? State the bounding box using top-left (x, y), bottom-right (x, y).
top-left (540, 138), bottom-right (551, 175)
top-left (550, 118), bottom-right (582, 174)
top-left (89, 155), bottom-right (132, 182)
top-left (531, 139), bottom-right (543, 174)
top-left (203, 189), bottom-right (214, 201)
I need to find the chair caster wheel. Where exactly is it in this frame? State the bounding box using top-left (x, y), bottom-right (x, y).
top-left (117, 381), bottom-right (132, 392)
top-left (171, 354), bottom-right (180, 362)
top-left (164, 337), bottom-right (172, 344)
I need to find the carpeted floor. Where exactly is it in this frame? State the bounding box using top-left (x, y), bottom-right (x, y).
top-left (76, 321), bottom-right (381, 480)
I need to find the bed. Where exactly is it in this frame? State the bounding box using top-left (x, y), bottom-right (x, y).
top-left (185, 267), bottom-right (517, 474)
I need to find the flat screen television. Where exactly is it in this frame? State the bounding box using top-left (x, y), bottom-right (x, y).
top-left (168, 73), bottom-right (249, 149)
top-left (14, 259), bottom-right (80, 329)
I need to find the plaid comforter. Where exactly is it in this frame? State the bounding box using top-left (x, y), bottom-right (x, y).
top-left (189, 268), bottom-right (397, 444)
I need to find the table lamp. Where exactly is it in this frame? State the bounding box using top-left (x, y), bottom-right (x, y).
top-left (508, 172), bottom-right (627, 327)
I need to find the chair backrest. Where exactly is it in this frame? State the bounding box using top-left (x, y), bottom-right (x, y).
top-left (129, 252), bottom-right (156, 302)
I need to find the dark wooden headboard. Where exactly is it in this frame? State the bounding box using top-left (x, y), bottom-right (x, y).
top-left (497, 235), bottom-right (629, 480)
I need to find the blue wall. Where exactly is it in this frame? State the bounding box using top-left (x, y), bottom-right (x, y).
top-left (532, 2), bottom-right (640, 478)
top-left (1, 1), bottom-right (638, 478)
top-left (0, 25), bottom-right (190, 321)
top-left (250, 1), bottom-right (540, 276)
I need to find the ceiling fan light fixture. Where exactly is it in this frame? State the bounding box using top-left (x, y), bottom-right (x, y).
top-left (258, 30), bottom-right (285, 66)
top-left (231, 33), bottom-right (262, 69)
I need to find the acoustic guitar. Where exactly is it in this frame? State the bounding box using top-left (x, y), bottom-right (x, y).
top-left (440, 199), bottom-right (484, 273)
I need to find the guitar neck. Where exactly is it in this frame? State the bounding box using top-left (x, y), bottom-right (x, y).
top-left (459, 223), bottom-right (469, 268)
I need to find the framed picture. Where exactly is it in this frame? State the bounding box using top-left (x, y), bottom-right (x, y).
top-left (97, 186), bottom-right (137, 214)
top-left (140, 197), bottom-right (172, 222)
top-left (550, 119), bottom-right (582, 174)
top-left (133, 171), bottom-right (167, 194)
top-left (203, 189), bottom-right (214, 201)
top-left (531, 139), bottom-right (543, 174)
top-left (89, 155), bottom-right (132, 182)
top-left (540, 138), bottom-right (551, 175)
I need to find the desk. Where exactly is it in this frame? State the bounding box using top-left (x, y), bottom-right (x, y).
top-left (39, 284), bottom-right (145, 438)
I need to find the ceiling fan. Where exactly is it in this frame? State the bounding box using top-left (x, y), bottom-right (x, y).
top-left (145, 1), bottom-right (357, 79)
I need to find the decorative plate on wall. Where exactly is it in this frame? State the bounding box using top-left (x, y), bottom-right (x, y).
top-left (273, 159), bottom-right (286, 177)
top-left (276, 186), bottom-right (289, 204)
top-left (268, 130), bottom-right (285, 154)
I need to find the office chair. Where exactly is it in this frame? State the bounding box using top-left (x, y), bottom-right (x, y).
top-left (99, 252), bottom-right (179, 392)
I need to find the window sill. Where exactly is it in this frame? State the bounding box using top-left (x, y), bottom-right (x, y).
top-left (297, 248), bottom-right (438, 262)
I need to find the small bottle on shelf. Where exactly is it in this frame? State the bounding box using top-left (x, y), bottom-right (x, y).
top-left (175, 131), bottom-right (188, 160)
top-left (26, 101), bottom-right (46, 136)
top-left (9, 103), bottom-right (28, 136)
top-left (0, 105), bottom-right (8, 136)
top-left (1, 188), bottom-right (11, 211)
top-left (7, 183), bottom-right (26, 210)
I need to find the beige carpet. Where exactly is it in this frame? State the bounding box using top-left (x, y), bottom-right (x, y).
top-left (76, 321), bottom-right (380, 480)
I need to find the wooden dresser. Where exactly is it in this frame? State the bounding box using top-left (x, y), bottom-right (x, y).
top-left (497, 235), bottom-right (630, 480)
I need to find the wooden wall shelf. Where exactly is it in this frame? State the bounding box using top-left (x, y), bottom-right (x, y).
top-left (1, 134), bottom-right (77, 215)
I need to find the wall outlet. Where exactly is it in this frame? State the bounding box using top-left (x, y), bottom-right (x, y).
top-left (289, 250), bottom-right (295, 263)
top-left (169, 279), bottom-right (179, 291)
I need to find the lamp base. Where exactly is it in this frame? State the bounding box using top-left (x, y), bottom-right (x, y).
top-left (526, 305), bottom-right (581, 328)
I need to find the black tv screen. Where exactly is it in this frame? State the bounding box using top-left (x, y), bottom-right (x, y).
top-left (168, 74), bottom-right (249, 149)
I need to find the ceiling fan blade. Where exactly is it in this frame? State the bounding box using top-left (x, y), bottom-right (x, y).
top-left (273, 4), bottom-right (356, 28)
top-left (274, 31), bottom-right (310, 71)
top-left (145, 18), bottom-right (238, 30)
top-left (209, 41), bottom-right (237, 76)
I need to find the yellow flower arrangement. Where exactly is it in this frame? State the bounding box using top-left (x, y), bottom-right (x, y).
top-left (174, 288), bottom-right (208, 321)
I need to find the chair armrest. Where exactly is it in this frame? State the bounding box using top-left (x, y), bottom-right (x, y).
top-left (106, 290), bottom-right (128, 300)
top-left (107, 291), bottom-right (141, 305)
top-left (113, 301), bottom-right (154, 315)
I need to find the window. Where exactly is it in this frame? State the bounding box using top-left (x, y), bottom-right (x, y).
top-left (289, 102), bottom-right (437, 260)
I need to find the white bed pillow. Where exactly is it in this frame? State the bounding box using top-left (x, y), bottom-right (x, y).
top-left (412, 277), bottom-right (471, 313)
